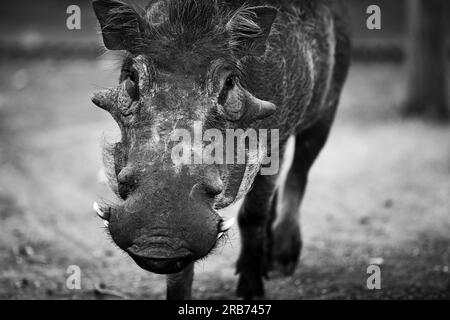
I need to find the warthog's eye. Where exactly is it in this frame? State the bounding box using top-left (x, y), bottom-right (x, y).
top-left (122, 68), bottom-right (139, 100)
top-left (224, 75), bottom-right (235, 90)
top-left (120, 57), bottom-right (140, 100)
top-left (218, 74), bottom-right (236, 106)
top-left (128, 69), bottom-right (138, 84)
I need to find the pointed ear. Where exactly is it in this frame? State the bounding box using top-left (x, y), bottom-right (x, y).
top-left (92, 0), bottom-right (143, 51)
top-left (226, 6), bottom-right (278, 57)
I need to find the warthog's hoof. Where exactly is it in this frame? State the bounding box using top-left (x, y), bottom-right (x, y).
top-left (235, 251), bottom-right (267, 299)
top-left (270, 219), bottom-right (302, 277)
top-left (236, 271), bottom-right (265, 300)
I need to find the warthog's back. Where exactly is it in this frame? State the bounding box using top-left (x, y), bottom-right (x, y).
top-left (226, 0), bottom-right (351, 138)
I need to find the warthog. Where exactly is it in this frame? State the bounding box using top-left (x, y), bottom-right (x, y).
top-left (91, 0), bottom-right (350, 299)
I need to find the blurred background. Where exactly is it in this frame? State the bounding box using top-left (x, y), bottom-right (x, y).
top-left (0, 0), bottom-right (448, 299)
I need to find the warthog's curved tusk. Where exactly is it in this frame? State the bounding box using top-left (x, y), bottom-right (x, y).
top-left (93, 202), bottom-right (111, 221)
top-left (219, 217), bottom-right (235, 233)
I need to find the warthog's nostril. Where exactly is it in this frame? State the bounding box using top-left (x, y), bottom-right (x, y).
top-left (202, 180), bottom-right (223, 196)
top-left (189, 181), bottom-right (223, 200)
top-left (202, 167), bottom-right (224, 196)
top-left (118, 182), bottom-right (134, 200)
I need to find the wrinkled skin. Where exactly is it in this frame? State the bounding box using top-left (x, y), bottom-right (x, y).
top-left (91, 0), bottom-right (350, 299)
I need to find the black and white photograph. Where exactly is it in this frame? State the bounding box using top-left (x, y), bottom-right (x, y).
top-left (0, 0), bottom-right (448, 307)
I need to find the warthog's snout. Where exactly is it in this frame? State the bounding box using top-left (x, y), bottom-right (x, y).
top-left (93, 175), bottom-right (235, 274)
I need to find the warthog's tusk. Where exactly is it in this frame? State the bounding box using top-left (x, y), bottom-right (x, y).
top-left (219, 217), bottom-right (235, 233)
top-left (103, 220), bottom-right (109, 228)
top-left (217, 232), bottom-right (224, 239)
top-left (93, 202), bottom-right (110, 221)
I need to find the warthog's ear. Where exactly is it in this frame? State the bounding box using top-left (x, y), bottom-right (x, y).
top-left (226, 6), bottom-right (278, 57)
top-left (92, 0), bottom-right (144, 51)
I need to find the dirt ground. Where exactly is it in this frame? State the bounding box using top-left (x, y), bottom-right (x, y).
top-left (0, 59), bottom-right (448, 300)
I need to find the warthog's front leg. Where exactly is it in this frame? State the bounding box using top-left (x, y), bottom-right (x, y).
top-left (166, 263), bottom-right (194, 300)
top-left (270, 112), bottom-right (337, 276)
top-left (236, 174), bottom-right (277, 299)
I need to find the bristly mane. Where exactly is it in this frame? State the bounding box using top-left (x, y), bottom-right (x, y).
top-left (140, 0), bottom-right (229, 57)
top-left (103, 0), bottom-right (321, 74)
top-left (104, 0), bottom-right (271, 70)
top-left (164, 0), bottom-right (222, 35)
